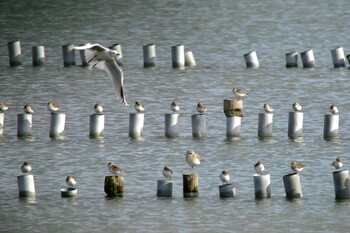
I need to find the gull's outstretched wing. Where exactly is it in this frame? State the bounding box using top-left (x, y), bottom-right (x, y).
top-left (73, 43), bottom-right (107, 51)
top-left (103, 59), bottom-right (128, 106)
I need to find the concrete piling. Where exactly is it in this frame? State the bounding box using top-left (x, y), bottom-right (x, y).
top-left (258, 113), bottom-right (273, 138)
top-left (301, 49), bottom-right (316, 68)
top-left (288, 112), bottom-right (303, 138)
top-left (324, 114), bottom-right (339, 139)
top-left (8, 41), bottom-right (22, 67)
top-left (32, 45), bottom-right (45, 66)
top-left (191, 114), bottom-right (207, 139)
top-left (283, 173), bottom-right (303, 198)
top-left (244, 51), bottom-right (259, 68)
top-left (62, 44), bottom-right (76, 67)
top-left (17, 114), bottom-right (32, 137)
top-left (143, 44), bottom-right (156, 68)
top-left (165, 113), bottom-right (179, 138)
top-left (171, 45), bottom-right (185, 68)
top-left (49, 113), bottom-right (66, 138)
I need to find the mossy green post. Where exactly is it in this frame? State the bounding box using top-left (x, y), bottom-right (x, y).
top-left (104, 176), bottom-right (124, 197)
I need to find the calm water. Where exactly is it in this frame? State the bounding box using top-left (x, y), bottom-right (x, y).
top-left (1, 0), bottom-right (350, 232)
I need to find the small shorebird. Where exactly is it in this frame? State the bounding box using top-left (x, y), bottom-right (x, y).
top-left (108, 162), bottom-right (125, 176)
top-left (330, 104), bottom-right (339, 114)
top-left (263, 103), bottom-right (273, 113)
top-left (47, 101), bottom-right (60, 113)
top-left (220, 170), bottom-right (230, 184)
top-left (171, 101), bottom-right (180, 113)
top-left (185, 149), bottom-right (204, 169)
top-left (291, 161), bottom-right (305, 173)
top-left (21, 162), bottom-right (32, 173)
top-left (0, 102), bottom-right (9, 112)
top-left (23, 104), bottom-right (35, 114)
top-left (134, 101), bottom-right (145, 113)
top-left (232, 87), bottom-right (248, 100)
top-left (196, 102), bottom-right (207, 114)
top-left (162, 166), bottom-right (173, 180)
top-left (292, 102), bottom-right (302, 112)
top-left (94, 103), bottom-right (103, 113)
top-left (332, 157), bottom-right (343, 170)
top-left (254, 160), bottom-right (265, 175)
top-left (66, 176), bottom-right (77, 188)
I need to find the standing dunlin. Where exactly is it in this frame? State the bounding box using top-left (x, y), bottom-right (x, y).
top-left (332, 157), bottom-right (343, 170)
top-left (134, 101), bottom-right (145, 113)
top-left (232, 87), bottom-right (248, 100)
top-left (21, 162), bottom-right (32, 173)
top-left (162, 166), bottom-right (173, 180)
top-left (185, 149), bottom-right (204, 169)
top-left (263, 103), bottom-right (273, 113)
top-left (171, 101), bottom-right (180, 113)
top-left (196, 102), bottom-right (207, 114)
top-left (108, 162), bottom-right (125, 176)
top-left (23, 104), bottom-right (35, 114)
top-left (66, 176), bottom-right (77, 188)
top-left (254, 160), bottom-right (265, 175)
top-left (330, 104), bottom-right (339, 114)
top-left (0, 102), bottom-right (9, 112)
top-left (47, 101), bottom-right (60, 113)
top-left (220, 170), bottom-right (230, 184)
top-left (291, 161), bottom-right (305, 173)
top-left (292, 102), bottom-right (302, 112)
top-left (94, 103), bottom-right (103, 113)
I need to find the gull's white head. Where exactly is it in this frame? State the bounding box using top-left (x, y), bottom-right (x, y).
top-left (108, 50), bottom-right (120, 57)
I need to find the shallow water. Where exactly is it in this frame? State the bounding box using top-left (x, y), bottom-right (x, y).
top-left (1, 0), bottom-right (350, 232)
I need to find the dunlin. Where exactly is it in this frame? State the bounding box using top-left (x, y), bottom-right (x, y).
top-left (74, 43), bottom-right (128, 106)
top-left (162, 166), bottom-right (173, 180)
top-left (21, 162), bottom-right (32, 173)
top-left (232, 87), bottom-right (248, 100)
top-left (47, 101), bottom-right (60, 113)
top-left (263, 103), bottom-right (273, 113)
top-left (291, 161), bottom-right (305, 173)
top-left (292, 102), bottom-right (302, 112)
top-left (108, 162), bottom-right (125, 176)
top-left (66, 176), bottom-right (77, 188)
top-left (94, 103), bottom-right (104, 113)
top-left (330, 104), bottom-right (339, 114)
top-left (254, 160), bottom-right (265, 175)
top-left (0, 102), bottom-right (9, 112)
top-left (185, 149), bottom-right (204, 169)
top-left (171, 101), bottom-right (180, 113)
top-left (134, 101), bottom-right (145, 113)
top-left (220, 170), bottom-right (230, 184)
top-left (23, 104), bottom-right (35, 114)
top-left (332, 157), bottom-right (343, 170)
top-left (196, 102), bottom-right (207, 114)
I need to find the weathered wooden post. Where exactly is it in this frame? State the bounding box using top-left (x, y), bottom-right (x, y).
top-left (224, 99), bottom-right (243, 138)
top-left (183, 173), bottom-right (198, 198)
top-left (104, 176), bottom-right (124, 197)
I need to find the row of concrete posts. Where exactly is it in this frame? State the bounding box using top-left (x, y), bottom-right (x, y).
top-left (0, 101), bottom-right (339, 139)
top-left (17, 169), bottom-right (350, 200)
top-left (6, 41), bottom-right (350, 68)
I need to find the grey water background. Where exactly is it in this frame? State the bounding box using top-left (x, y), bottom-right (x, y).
top-left (1, 0), bottom-right (350, 232)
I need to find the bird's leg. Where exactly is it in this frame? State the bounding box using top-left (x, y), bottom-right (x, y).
top-left (91, 60), bottom-right (101, 68)
top-left (88, 55), bottom-right (97, 63)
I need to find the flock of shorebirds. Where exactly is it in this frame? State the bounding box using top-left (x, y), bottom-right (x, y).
top-left (18, 154), bottom-right (344, 190)
top-left (0, 86), bottom-right (338, 116)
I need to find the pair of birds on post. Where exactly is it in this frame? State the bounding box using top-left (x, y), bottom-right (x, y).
top-left (20, 102), bottom-right (60, 114)
top-left (20, 161), bottom-right (77, 189)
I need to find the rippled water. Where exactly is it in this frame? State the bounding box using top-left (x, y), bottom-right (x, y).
top-left (1, 0), bottom-right (350, 232)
